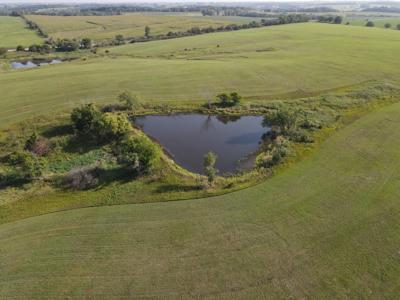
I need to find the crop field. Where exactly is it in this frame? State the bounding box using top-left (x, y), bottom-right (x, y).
top-left (0, 16), bottom-right (43, 48)
top-left (1, 101), bottom-right (400, 298)
top-left (1, 23), bottom-right (400, 128)
top-left (24, 13), bottom-right (259, 41)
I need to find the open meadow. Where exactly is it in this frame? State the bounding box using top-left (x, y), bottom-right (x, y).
top-left (0, 16), bottom-right (43, 48)
top-left (1, 9), bottom-right (400, 298)
top-left (24, 13), bottom-right (260, 41)
top-left (1, 23), bottom-right (400, 128)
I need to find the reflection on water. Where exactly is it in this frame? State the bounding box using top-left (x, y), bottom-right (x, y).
top-left (135, 114), bottom-right (267, 174)
top-left (11, 59), bottom-right (62, 69)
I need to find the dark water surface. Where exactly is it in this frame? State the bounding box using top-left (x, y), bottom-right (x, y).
top-left (135, 114), bottom-right (267, 174)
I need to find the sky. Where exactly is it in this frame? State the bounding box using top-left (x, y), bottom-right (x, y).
top-left (1, 0), bottom-right (398, 3)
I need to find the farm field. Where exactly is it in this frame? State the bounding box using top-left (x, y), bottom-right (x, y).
top-left (1, 23), bottom-right (400, 128)
top-left (1, 101), bottom-right (400, 298)
top-left (0, 23), bottom-right (400, 126)
top-left (0, 16), bottom-right (42, 48)
top-left (24, 13), bottom-right (260, 41)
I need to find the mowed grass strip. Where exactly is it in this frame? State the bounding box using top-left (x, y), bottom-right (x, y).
top-left (1, 23), bottom-right (400, 128)
top-left (0, 16), bottom-right (42, 48)
top-left (24, 13), bottom-right (258, 41)
top-left (1, 99), bottom-right (400, 298)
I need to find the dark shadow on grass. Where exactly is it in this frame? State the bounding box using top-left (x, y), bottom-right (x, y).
top-left (0, 173), bottom-right (30, 190)
top-left (155, 183), bottom-right (201, 194)
top-left (42, 124), bottom-right (74, 138)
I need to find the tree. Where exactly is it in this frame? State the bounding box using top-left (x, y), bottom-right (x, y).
top-left (0, 48), bottom-right (7, 56)
top-left (81, 38), bottom-right (92, 49)
top-left (203, 151), bottom-right (218, 185)
top-left (397, 24), bottom-right (400, 30)
top-left (366, 21), bottom-right (375, 27)
top-left (98, 113), bottom-right (132, 142)
top-left (71, 104), bottom-right (103, 136)
top-left (115, 34), bottom-right (125, 45)
top-left (334, 16), bottom-right (343, 24)
top-left (118, 90), bottom-right (140, 109)
top-left (230, 92), bottom-right (241, 106)
top-left (384, 23), bottom-right (392, 29)
top-left (117, 136), bottom-right (160, 173)
top-left (56, 39), bottom-right (79, 52)
top-left (263, 109), bottom-right (298, 133)
top-left (145, 26), bottom-right (151, 38)
top-left (16, 45), bottom-right (25, 52)
top-left (216, 93), bottom-right (230, 107)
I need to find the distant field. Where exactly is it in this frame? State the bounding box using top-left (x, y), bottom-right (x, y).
top-left (2, 101), bottom-right (400, 298)
top-left (344, 16), bottom-right (400, 28)
top-left (1, 23), bottom-right (400, 128)
top-left (0, 16), bottom-right (42, 48)
top-left (24, 13), bottom-right (259, 41)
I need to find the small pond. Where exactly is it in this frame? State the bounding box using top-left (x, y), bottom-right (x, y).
top-left (135, 114), bottom-right (268, 175)
top-left (11, 59), bottom-right (62, 69)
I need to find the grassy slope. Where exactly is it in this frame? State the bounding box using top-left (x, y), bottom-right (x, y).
top-left (1, 101), bottom-right (400, 298)
top-left (24, 13), bottom-right (258, 40)
top-left (0, 16), bottom-right (42, 48)
top-left (1, 23), bottom-right (400, 128)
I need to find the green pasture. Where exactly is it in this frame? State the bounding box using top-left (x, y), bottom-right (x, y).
top-left (344, 16), bottom-right (400, 28)
top-left (0, 16), bottom-right (42, 48)
top-left (1, 23), bottom-right (400, 128)
top-left (1, 100), bottom-right (400, 298)
top-left (24, 13), bottom-right (258, 41)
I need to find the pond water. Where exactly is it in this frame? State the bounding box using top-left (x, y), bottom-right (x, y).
top-left (135, 114), bottom-right (267, 175)
top-left (11, 59), bottom-right (62, 69)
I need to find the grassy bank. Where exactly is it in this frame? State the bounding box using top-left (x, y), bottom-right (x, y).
top-left (1, 98), bottom-right (400, 298)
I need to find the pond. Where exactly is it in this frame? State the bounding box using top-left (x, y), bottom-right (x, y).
top-left (11, 59), bottom-right (62, 69)
top-left (134, 114), bottom-right (268, 175)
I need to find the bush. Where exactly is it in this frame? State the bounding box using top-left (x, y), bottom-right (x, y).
top-left (116, 136), bottom-right (160, 173)
top-left (203, 151), bottom-right (218, 184)
top-left (384, 23), bottom-right (392, 29)
top-left (397, 24), bottom-right (400, 30)
top-left (71, 104), bottom-right (132, 143)
top-left (25, 132), bottom-right (51, 156)
top-left (263, 109), bottom-right (298, 134)
top-left (0, 48), bottom-right (6, 56)
top-left (288, 129), bottom-right (314, 143)
top-left (16, 45), bottom-right (25, 51)
top-left (71, 104), bottom-right (103, 136)
top-left (64, 166), bottom-right (99, 190)
top-left (9, 151), bottom-right (46, 179)
top-left (98, 113), bottom-right (132, 142)
top-left (366, 21), bottom-right (375, 27)
top-left (117, 91), bottom-right (140, 109)
top-left (216, 92), bottom-right (242, 107)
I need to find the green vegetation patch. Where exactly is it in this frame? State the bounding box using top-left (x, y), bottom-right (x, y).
top-left (0, 16), bottom-right (43, 48)
top-left (1, 98), bottom-right (400, 298)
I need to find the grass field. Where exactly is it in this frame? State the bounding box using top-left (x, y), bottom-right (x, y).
top-left (1, 23), bottom-right (400, 128)
top-left (0, 16), bottom-right (43, 48)
top-left (345, 16), bottom-right (400, 28)
top-left (1, 101), bottom-right (400, 298)
top-left (24, 13), bottom-right (259, 41)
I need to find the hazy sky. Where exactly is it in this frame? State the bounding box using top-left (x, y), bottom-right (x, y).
top-left (1, 0), bottom-right (397, 3)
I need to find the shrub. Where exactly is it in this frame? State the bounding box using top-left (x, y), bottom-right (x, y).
top-left (263, 109), bottom-right (298, 134)
top-left (25, 132), bottom-right (51, 156)
top-left (288, 129), bottom-right (314, 143)
top-left (117, 91), bottom-right (140, 109)
top-left (397, 24), bottom-right (400, 30)
top-left (64, 166), bottom-right (99, 190)
top-left (71, 104), bottom-right (103, 136)
top-left (116, 136), bottom-right (160, 173)
top-left (98, 113), bottom-right (132, 142)
top-left (216, 92), bottom-right (242, 107)
top-left (384, 23), bottom-right (392, 29)
top-left (0, 48), bottom-right (6, 56)
top-left (366, 21), bottom-right (375, 27)
top-left (16, 45), bottom-right (25, 51)
top-left (203, 151), bottom-right (218, 184)
top-left (9, 151), bottom-right (46, 179)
